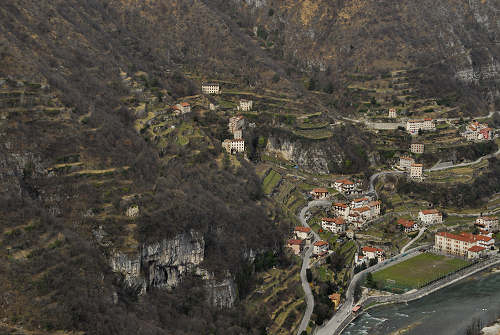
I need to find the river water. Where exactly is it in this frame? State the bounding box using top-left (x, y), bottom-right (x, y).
top-left (344, 270), bottom-right (500, 335)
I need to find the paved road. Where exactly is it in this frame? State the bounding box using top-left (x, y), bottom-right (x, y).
top-left (427, 146), bottom-right (500, 172)
top-left (297, 200), bottom-right (332, 335)
top-left (368, 170), bottom-right (405, 197)
top-left (400, 226), bottom-right (426, 254)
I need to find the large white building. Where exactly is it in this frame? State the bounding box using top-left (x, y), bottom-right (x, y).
top-left (434, 231), bottom-right (495, 258)
top-left (202, 82), bottom-right (220, 94)
top-left (419, 209), bottom-right (443, 224)
top-left (406, 118), bottom-right (435, 134)
top-left (222, 139), bottom-right (245, 154)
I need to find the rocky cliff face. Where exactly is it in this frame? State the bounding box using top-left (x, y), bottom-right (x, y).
top-left (110, 230), bottom-right (236, 308)
top-left (266, 135), bottom-right (340, 174)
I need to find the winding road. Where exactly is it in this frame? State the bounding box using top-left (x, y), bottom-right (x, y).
top-left (297, 200), bottom-right (332, 335)
top-left (315, 246), bottom-right (427, 335)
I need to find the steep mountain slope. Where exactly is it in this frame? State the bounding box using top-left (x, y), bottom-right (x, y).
top-left (214, 0), bottom-right (500, 112)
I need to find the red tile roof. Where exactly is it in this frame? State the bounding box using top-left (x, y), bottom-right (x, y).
top-left (353, 197), bottom-right (369, 202)
top-left (336, 179), bottom-right (354, 185)
top-left (322, 217), bottom-right (345, 225)
top-left (294, 226), bottom-right (311, 233)
top-left (436, 232), bottom-right (475, 243)
top-left (312, 188), bottom-right (328, 193)
top-left (314, 240), bottom-right (329, 247)
top-left (287, 239), bottom-right (303, 246)
top-left (362, 246), bottom-right (383, 253)
top-left (333, 202), bottom-right (348, 208)
top-left (368, 201), bottom-right (381, 207)
top-left (180, 102), bottom-right (190, 107)
top-left (468, 245), bottom-right (486, 252)
top-left (421, 209), bottom-right (441, 215)
top-left (398, 219), bottom-right (416, 228)
top-left (354, 206), bottom-right (370, 213)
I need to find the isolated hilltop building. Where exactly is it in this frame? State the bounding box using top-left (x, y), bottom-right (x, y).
top-left (202, 82), bottom-right (220, 94)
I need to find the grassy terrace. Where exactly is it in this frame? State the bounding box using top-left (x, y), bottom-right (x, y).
top-left (262, 169), bottom-right (282, 195)
top-left (372, 253), bottom-right (471, 292)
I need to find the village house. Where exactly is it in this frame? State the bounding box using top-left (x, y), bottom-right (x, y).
top-left (287, 239), bottom-right (305, 255)
top-left (333, 179), bottom-right (356, 194)
top-left (475, 216), bottom-right (498, 232)
top-left (419, 209), bottom-right (443, 224)
top-left (462, 121), bottom-right (493, 141)
top-left (356, 246), bottom-right (385, 265)
top-left (201, 82), bottom-right (220, 94)
top-left (294, 226), bottom-right (312, 240)
top-left (410, 143), bottom-right (424, 154)
top-left (351, 197), bottom-right (370, 209)
top-left (321, 217), bottom-right (347, 234)
top-left (332, 202), bottom-right (350, 218)
top-left (310, 188), bottom-right (329, 199)
top-left (397, 218), bottom-right (419, 233)
top-left (126, 205), bottom-right (140, 218)
top-left (406, 118), bottom-right (435, 134)
top-left (228, 115), bottom-right (245, 134)
top-left (313, 240), bottom-right (330, 256)
top-left (329, 293), bottom-right (341, 311)
top-left (388, 108), bottom-right (397, 118)
top-left (467, 245), bottom-right (487, 259)
top-left (222, 139), bottom-right (245, 154)
top-left (352, 206), bottom-right (372, 220)
top-left (233, 129), bottom-right (243, 140)
top-left (175, 102), bottom-right (191, 114)
top-left (239, 99), bottom-right (253, 112)
top-left (410, 163), bottom-right (423, 181)
top-left (347, 212), bottom-right (363, 226)
top-left (399, 156), bottom-right (415, 170)
top-left (368, 201), bottom-right (381, 217)
top-left (434, 231), bottom-right (495, 258)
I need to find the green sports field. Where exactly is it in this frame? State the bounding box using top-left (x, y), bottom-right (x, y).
top-left (372, 253), bottom-right (471, 290)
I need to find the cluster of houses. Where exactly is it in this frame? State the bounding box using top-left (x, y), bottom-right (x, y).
top-left (398, 156), bottom-right (424, 181)
top-left (461, 121), bottom-right (493, 142)
top-left (406, 118), bottom-right (435, 135)
top-left (330, 197), bottom-right (381, 229)
top-left (222, 115), bottom-right (245, 154)
top-left (433, 216), bottom-right (497, 259)
top-left (355, 246), bottom-right (385, 266)
top-left (286, 226), bottom-right (330, 257)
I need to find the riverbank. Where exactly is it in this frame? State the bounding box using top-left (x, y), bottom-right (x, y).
top-left (482, 320), bottom-right (500, 335)
top-left (343, 270), bottom-right (500, 335)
